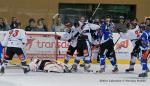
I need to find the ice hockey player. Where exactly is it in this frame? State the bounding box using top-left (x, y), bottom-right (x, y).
top-left (91, 29), bottom-right (100, 63)
top-left (29, 58), bottom-right (70, 73)
top-left (92, 19), bottom-right (101, 62)
top-left (0, 42), bottom-right (3, 65)
top-left (0, 23), bottom-right (30, 74)
top-left (55, 21), bottom-right (80, 72)
top-left (71, 19), bottom-right (100, 72)
top-left (118, 19), bottom-right (142, 72)
top-left (138, 30), bottom-right (150, 77)
top-left (97, 15), bottom-right (119, 73)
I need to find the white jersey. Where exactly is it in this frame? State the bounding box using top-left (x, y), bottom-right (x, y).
top-left (1, 29), bottom-right (27, 48)
top-left (60, 26), bottom-right (79, 47)
top-left (81, 23), bottom-right (100, 43)
top-left (120, 25), bottom-right (140, 47)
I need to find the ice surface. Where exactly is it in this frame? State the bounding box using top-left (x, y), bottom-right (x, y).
top-left (0, 64), bottom-right (150, 86)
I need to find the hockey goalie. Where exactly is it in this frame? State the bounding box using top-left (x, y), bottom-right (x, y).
top-left (29, 58), bottom-right (71, 73)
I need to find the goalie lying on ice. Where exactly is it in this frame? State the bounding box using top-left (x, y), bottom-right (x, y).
top-left (29, 58), bottom-right (71, 73)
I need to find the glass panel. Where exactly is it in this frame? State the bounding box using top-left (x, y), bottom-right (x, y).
top-left (59, 3), bottom-right (136, 23)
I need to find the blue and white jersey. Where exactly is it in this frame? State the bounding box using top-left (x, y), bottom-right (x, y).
top-left (140, 30), bottom-right (150, 50)
top-left (0, 42), bottom-right (3, 59)
top-left (100, 22), bottom-right (113, 44)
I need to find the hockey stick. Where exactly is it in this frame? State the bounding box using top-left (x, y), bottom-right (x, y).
top-left (114, 36), bottom-right (121, 45)
top-left (90, 1), bottom-right (101, 19)
top-left (52, 13), bottom-right (59, 61)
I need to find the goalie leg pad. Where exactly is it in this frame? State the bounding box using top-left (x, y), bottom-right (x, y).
top-left (44, 63), bottom-right (64, 73)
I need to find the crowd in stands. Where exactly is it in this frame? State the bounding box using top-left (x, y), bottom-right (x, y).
top-left (0, 15), bottom-right (150, 32)
top-left (0, 17), bottom-right (48, 32)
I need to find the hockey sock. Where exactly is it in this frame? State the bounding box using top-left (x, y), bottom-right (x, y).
top-left (141, 59), bottom-right (147, 73)
top-left (21, 61), bottom-right (28, 66)
top-left (1, 60), bottom-right (9, 68)
top-left (20, 54), bottom-right (28, 67)
top-left (74, 59), bottom-right (80, 65)
top-left (84, 56), bottom-right (91, 70)
top-left (99, 55), bottom-right (105, 69)
top-left (129, 65), bottom-right (135, 69)
top-left (3, 59), bottom-right (9, 64)
top-left (84, 56), bottom-right (91, 64)
top-left (64, 55), bottom-right (71, 64)
top-left (129, 55), bottom-right (136, 69)
top-left (74, 56), bottom-right (83, 65)
top-left (109, 57), bottom-right (116, 66)
top-left (64, 59), bottom-right (69, 64)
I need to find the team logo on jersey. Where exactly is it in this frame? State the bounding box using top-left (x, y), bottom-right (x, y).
top-left (115, 40), bottom-right (129, 50)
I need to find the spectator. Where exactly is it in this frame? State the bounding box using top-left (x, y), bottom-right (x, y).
top-left (131, 18), bottom-right (139, 25)
top-left (126, 22), bottom-right (132, 29)
top-left (145, 18), bottom-right (150, 27)
top-left (94, 18), bottom-right (100, 25)
top-left (51, 15), bottom-right (65, 32)
top-left (37, 18), bottom-right (48, 32)
top-left (16, 22), bottom-right (21, 29)
top-left (119, 16), bottom-right (125, 24)
top-left (10, 17), bottom-right (20, 29)
top-left (79, 16), bottom-right (86, 24)
top-left (40, 18), bottom-right (48, 31)
top-left (0, 18), bottom-right (10, 31)
top-left (115, 16), bottom-right (127, 32)
top-left (25, 18), bottom-right (37, 31)
top-left (105, 15), bottom-right (115, 32)
top-left (130, 18), bottom-right (139, 29)
top-left (139, 22), bottom-right (146, 31)
top-left (139, 22), bottom-right (150, 31)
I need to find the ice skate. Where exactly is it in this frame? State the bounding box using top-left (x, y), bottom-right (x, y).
top-left (125, 68), bottom-right (134, 72)
top-left (64, 64), bottom-right (72, 73)
top-left (71, 64), bottom-right (78, 72)
top-left (0, 66), bottom-right (5, 74)
top-left (84, 64), bottom-right (93, 72)
top-left (112, 65), bottom-right (119, 72)
top-left (96, 68), bottom-right (105, 73)
top-left (138, 72), bottom-right (148, 77)
top-left (23, 66), bottom-right (30, 74)
top-left (80, 63), bottom-right (85, 67)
